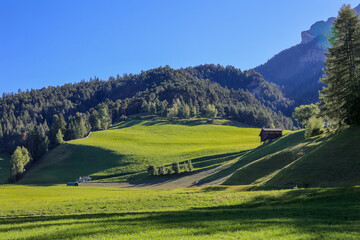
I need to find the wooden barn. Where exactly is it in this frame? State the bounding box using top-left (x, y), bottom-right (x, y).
top-left (259, 128), bottom-right (283, 142)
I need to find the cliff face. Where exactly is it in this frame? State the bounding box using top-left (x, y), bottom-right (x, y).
top-left (300, 17), bottom-right (335, 46)
top-left (255, 4), bottom-right (360, 106)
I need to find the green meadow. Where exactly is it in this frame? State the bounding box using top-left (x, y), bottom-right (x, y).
top-left (224, 125), bottom-right (360, 187)
top-left (0, 185), bottom-right (359, 239)
top-left (19, 119), bottom-right (262, 184)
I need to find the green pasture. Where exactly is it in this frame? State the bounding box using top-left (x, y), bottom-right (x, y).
top-left (225, 125), bottom-right (360, 187)
top-left (0, 185), bottom-right (359, 239)
top-left (19, 119), bottom-right (262, 184)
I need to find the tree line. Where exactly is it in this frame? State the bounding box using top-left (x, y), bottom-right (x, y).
top-left (147, 160), bottom-right (194, 176)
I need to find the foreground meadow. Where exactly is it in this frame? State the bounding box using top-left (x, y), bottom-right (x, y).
top-left (0, 185), bottom-right (359, 239)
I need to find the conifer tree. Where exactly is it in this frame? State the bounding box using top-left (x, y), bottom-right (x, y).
top-left (320, 5), bottom-right (360, 126)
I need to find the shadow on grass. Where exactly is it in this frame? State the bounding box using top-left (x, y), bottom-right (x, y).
top-left (125, 151), bottom-right (249, 186)
top-left (110, 120), bottom-right (143, 129)
top-left (111, 119), bottom-right (252, 130)
top-left (1, 188), bottom-right (359, 239)
top-left (19, 144), bottom-right (131, 185)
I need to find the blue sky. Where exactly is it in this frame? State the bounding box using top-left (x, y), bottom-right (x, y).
top-left (1, 0), bottom-right (359, 94)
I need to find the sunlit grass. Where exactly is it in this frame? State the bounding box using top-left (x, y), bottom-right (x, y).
top-left (20, 120), bottom-right (262, 184)
top-left (0, 185), bottom-right (359, 239)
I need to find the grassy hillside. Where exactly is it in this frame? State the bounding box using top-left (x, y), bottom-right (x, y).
top-left (1, 185), bottom-right (359, 239)
top-left (0, 152), bottom-right (10, 183)
top-left (225, 125), bottom-right (360, 187)
top-left (20, 119), bottom-right (262, 184)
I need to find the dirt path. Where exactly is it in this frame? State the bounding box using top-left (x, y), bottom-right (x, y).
top-left (81, 163), bottom-right (235, 189)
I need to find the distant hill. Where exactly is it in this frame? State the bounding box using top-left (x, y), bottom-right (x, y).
top-left (255, 4), bottom-right (360, 105)
top-left (19, 119), bottom-right (261, 184)
top-left (224, 125), bottom-right (360, 187)
top-left (0, 65), bottom-right (295, 153)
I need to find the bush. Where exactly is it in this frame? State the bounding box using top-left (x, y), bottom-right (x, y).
top-left (305, 117), bottom-right (324, 139)
top-left (172, 162), bottom-right (181, 174)
top-left (187, 160), bottom-right (194, 172)
top-left (166, 167), bottom-right (173, 175)
top-left (147, 165), bottom-right (158, 176)
top-left (158, 166), bottom-right (165, 175)
top-left (182, 162), bottom-right (189, 173)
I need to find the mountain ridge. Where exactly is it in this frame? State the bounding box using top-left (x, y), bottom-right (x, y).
top-left (255, 4), bottom-right (360, 105)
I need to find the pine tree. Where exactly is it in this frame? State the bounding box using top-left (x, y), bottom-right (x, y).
top-left (27, 126), bottom-right (42, 161)
top-left (49, 114), bottom-right (67, 147)
top-left (89, 110), bottom-right (101, 131)
top-left (320, 5), bottom-right (360, 126)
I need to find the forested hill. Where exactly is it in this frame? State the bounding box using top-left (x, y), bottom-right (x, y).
top-left (185, 65), bottom-right (293, 115)
top-left (0, 65), bottom-right (294, 154)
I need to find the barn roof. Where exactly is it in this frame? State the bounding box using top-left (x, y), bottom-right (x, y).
top-left (261, 128), bottom-right (283, 132)
top-left (259, 128), bottom-right (283, 136)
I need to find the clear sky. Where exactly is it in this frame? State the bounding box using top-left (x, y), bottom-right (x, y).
top-left (1, 0), bottom-right (359, 94)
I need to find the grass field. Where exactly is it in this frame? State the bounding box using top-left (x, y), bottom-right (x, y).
top-left (0, 185), bottom-right (359, 239)
top-left (19, 119), bottom-right (262, 184)
top-left (224, 125), bottom-right (360, 187)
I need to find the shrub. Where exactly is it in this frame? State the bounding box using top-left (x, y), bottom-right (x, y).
top-left (166, 167), bottom-right (173, 175)
top-left (172, 162), bottom-right (181, 174)
top-left (182, 162), bottom-right (189, 173)
top-left (147, 165), bottom-right (158, 176)
top-left (187, 160), bottom-right (194, 172)
top-left (305, 117), bottom-right (324, 139)
top-left (158, 166), bottom-right (165, 175)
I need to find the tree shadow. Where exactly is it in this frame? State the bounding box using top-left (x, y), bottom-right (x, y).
top-left (124, 151), bottom-right (249, 186)
top-left (18, 144), bottom-right (131, 185)
top-left (1, 188), bottom-right (359, 239)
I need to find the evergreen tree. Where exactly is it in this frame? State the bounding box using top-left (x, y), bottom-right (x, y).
top-left (66, 113), bottom-right (89, 140)
top-left (0, 124), bottom-right (3, 139)
top-left (49, 114), bottom-right (66, 147)
top-left (320, 5), bottom-right (360, 126)
top-left (27, 126), bottom-right (42, 162)
top-left (38, 136), bottom-right (49, 157)
top-left (89, 110), bottom-right (101, 131)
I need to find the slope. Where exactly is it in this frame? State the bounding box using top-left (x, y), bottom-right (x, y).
top-left (224, 125), bottom-right (360, 187)
top-left (19, 119), bottom-right (262, 184)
